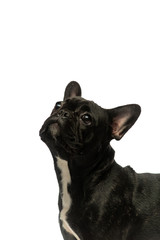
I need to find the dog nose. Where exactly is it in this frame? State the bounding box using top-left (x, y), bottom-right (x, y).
top-left (58, 110), bottom-right (70, 119)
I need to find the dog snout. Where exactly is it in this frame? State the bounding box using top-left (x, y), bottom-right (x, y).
top-left (39, 110), bottom-right (70, 138)
top-left (39, 115), bottom-right (58, 137)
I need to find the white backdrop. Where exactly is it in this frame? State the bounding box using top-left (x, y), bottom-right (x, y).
top-left (0, 1), bottom-right (160, 239)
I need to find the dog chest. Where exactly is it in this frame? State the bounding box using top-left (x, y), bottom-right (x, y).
top-left (57, 157), bottom-right (81, 240)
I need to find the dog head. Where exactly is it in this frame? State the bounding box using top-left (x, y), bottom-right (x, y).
top-left (40, 81), bottom-right (141, 164)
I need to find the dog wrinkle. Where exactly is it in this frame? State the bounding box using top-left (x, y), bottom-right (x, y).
top-left (56, 156), bottom-right (81, 240)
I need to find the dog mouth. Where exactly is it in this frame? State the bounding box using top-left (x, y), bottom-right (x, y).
top-left (48, 123), bottom-right (59, 137)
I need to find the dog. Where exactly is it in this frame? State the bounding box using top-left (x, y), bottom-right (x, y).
top-left (40, 81), bottom-right (160, 240)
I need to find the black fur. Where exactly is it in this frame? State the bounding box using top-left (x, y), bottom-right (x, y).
top-left (40, 81), bottom-right (160, 240)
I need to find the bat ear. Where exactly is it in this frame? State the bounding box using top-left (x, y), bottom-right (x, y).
top-left (64, 81), bottom-right (82, 100)
top-left (108, 104), bottom-right (141, 140)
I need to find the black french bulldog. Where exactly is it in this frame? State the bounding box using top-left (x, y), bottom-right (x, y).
top-left (40, 81), bottom-right (160, 240)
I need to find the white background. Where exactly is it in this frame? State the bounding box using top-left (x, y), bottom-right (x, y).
top-left (0, 1), bottom-right (160, 239)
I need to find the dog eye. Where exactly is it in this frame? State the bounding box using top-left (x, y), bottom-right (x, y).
top-left (55, 101), bottom-right (62, 110)
top-left (81, 114), bottom-right (92, 125)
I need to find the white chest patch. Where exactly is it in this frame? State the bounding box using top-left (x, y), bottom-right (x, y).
top-left (57, 157), bottom-right (81, 240)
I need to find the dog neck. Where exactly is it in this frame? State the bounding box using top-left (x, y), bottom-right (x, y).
top-left (54, 144), bottom-right (115, 190)
top-left (53, 145), bottom-right (115, 239)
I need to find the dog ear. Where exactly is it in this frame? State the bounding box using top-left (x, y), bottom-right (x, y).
top-left (64, 81), bottom-right (82, 100)
top-left (108, 104), bottom-right (141, 140)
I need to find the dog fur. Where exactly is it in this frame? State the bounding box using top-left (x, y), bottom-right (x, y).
top-left (40, 81), bottom-right (160, 240)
